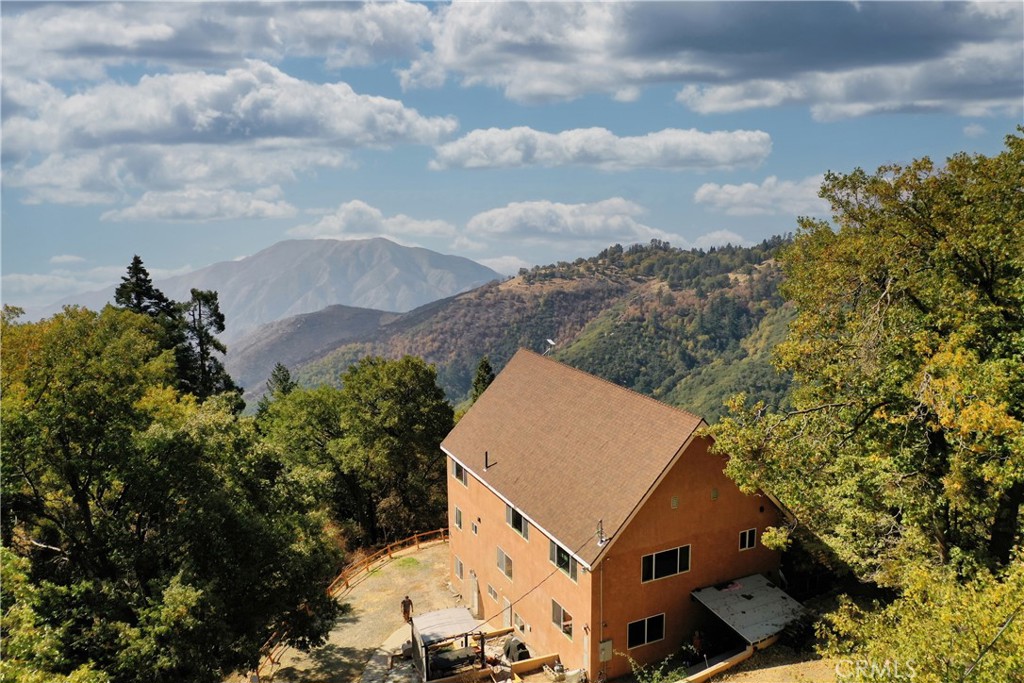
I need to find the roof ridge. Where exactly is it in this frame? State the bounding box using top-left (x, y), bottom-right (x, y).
top-left (517, 348), bottom-right (706, 426)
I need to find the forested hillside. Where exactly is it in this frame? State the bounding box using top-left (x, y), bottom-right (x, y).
top-left (293, 237), bottom-right (791, 421)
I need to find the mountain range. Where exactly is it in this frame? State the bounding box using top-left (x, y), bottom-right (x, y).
top-left (231, 238), bottom-right (794, 421)
top-left (35, 238), bottom-right (499, 342)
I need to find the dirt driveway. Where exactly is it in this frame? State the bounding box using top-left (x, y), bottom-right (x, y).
top-left (268, 542), bottom-right (463, 683)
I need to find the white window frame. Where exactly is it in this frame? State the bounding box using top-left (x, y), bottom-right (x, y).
top-left (452, 460), bottom-right (468, 486)
top-left (551, 600), bottom-right (573, 640)
top-left (627, 613), bottom-right (666, 649)
top-left (549, 540), bottom-right (578, 582)
top-left (454, 556), bottom-right (464, 580)
top-left (506, 504), bottom-right (530, 540)
top-left (471, 521), bottom-right (478, 535)
top-left (641, 545), bottom-right (691, 583)
top-left (454, 506), bottom-right (463, 530)
top-left (496, 546), bottom-right (513, 581)
top-left (739, 528), bottom-right (757, 551)
top-left (513, 611), bottom-right (527, 633)
top-left (487, 584), bottom-right (498, 602)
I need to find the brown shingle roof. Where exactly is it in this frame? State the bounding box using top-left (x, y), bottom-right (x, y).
top-left (441, 349), bottom-right (704, 566)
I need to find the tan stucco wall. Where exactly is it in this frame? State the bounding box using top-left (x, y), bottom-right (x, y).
top-left (589, 436), bottom-right (782, 679)
top-left (447, 458), bottom-right (594, 671)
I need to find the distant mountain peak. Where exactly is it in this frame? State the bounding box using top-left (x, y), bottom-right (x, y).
top-left (34, 239), bottom-right (500, 341)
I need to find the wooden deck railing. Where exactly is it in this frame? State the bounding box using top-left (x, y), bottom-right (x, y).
top-left (256, 527), bottom-right (450, 678)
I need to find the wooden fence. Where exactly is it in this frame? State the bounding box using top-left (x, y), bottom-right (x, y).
top-left (256, 527), bottom-right (450, 679)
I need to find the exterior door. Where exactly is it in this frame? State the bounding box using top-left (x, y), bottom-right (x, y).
top-left (503, 597), bottom-right (512, 627)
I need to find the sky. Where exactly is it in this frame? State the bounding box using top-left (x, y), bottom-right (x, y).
top-left (2, 1), bottom-right (1022, 310)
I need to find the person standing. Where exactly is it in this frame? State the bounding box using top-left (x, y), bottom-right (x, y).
top-left (402, 595), bottom-right (414, 623)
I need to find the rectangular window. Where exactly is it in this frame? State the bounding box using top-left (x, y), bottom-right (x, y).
top-left (496, 546), bottom-right (513, 580)
top-left (505, 504), bottom-right (529, 539)
top-left (549, 540), bottom-right (578, 581)
top-left (472, 522), bottom-right (479, 535)
top-left (452, 460), bottom-right (468, 486)
top-left (487, 584), bottom-right (498, 602)
top-left (454, 556), bottom-right (464, 580)
top-left (627, 614), bottom-right (666, 649)
top-left (454, 507), bottom-right (463, 530)
top-left (641, 545), bottom-right (691, 582)
top-left (551, 600), bottom-right (573, 640)
top-left (739, 528), bottom-right (757, 551)
top-left (513, 612), bottom-right (526, 633)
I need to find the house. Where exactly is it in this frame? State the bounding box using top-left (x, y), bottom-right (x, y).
top-left (441, 349), bottom-right (788, 680)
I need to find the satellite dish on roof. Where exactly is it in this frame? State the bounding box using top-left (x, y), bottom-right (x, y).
top-left (543, 339), bottom-right (556, 355)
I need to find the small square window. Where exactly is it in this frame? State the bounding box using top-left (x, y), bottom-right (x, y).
top-left (739, 528), bottom-right (757, 551)
top-left (452, 460), bottom-right (468, 486)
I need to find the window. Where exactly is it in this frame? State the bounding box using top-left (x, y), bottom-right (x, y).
top-left (487, 584), bottom-right (498, 602)
top-left (641, 545), bottom-right (691, 582)
top-left (551, 600), bottom-right (573, 640)
top-left (549, 540), bottom-right (578, 581)
top-left (472, 522), bottom-right (479, 535)
top-left (627, 614), bottom-right (665, 649)
top-left (454, 556), bottom-right (464, 580)
top-left (452, 460), bottom-right (467, 486)
top-left (496, 546), bottom-right (513, 580)
top-left (506, 504), bottom-right (529, 539)
top-left (739, 528), bottom-right (757, 551)
top-left (514, 612), bottom-right (527, 632)
top-left (454, 507), bottom-right (463, 530)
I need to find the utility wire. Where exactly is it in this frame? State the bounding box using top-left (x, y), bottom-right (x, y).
top-left (445, 528), bottom-right (602, 642)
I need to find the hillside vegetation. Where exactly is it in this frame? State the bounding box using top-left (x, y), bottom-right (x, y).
top-left (293, 237), bottom-right (791, 421)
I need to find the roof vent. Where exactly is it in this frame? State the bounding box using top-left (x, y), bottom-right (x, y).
top-left (597, 519), bottom-right (608, 547)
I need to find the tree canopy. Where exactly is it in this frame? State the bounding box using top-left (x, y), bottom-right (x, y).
top-left (1, 307), bottom-right (339, 682)
top-left (261, 356), bottom-right (453, 545)
top-left (710, 131), bottom-right (1023, 680)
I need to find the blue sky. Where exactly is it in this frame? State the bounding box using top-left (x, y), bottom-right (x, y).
top-left (2, 1), bottom-right (1021, 310)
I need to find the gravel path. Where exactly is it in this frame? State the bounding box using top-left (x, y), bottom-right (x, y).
top-left (269, 542), bottom-right (464, 683)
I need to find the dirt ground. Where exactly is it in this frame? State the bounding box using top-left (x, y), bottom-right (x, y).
top-left (268, 542), bottom-right (463, 683)
top-left (709, 646), bottom-right (838, 682)
top-left (263, 541), bottom-right (837, 683)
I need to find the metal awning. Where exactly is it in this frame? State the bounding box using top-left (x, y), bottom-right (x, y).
top-left (691, 573), bottom-right (805, 645)
top-left (412, 607), bottom-right (481, 646)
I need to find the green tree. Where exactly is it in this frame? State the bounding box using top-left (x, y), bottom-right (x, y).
top-left (256, 363), bottom-right (299, 420)
top-left (113, 255), bottom-right (173, 318)
top-left (820, 557), bottom-right (1024, 682)
top-left (177, 288), bottom-right (242, 406)
top-left (471, 355), bottom-right (496, 401)
top-left (1, 307), bottom-right (340, 683)
top-left (711, 132), bottom-right (1024, 582)
top-left (335, 356), bottom-right (453, 542)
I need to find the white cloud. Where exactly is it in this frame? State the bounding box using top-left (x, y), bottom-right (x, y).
top-left (431, 127), bottom-right (771, 171)
top-left (480, 255), bottom-right (532, 275)
top-left (398, 1), bottom-right (1021, 119)
top-left (102, 186), bottom-right (297, 222)
top-left (1, 2), bottom-right (434, 81)
top-left (4, 61), bottom-right (456, 158)
top-left (964, 123), bottom-right (987, 138)
top-left (288, 200), bottom-right (456, 240)
top-left (466, 198), bottom-right (677, 245)
top-left (3, 61), bottom-right (455, 207)
top-left (49, 254), bottom-right (86, 265)
top-left (2, 263), bottom-right (192, 309)
top-left (692, 230), bottom-right (751, 249)
top-left (694, 175), bottom-right (828, 217)
top-left (678, 40), bottom-right (1023, 120)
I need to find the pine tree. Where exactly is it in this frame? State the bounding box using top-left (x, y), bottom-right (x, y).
top-left (471, 355), bottom-right (495, 402)
top-left (113, 255), bottom-right (173, 317)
